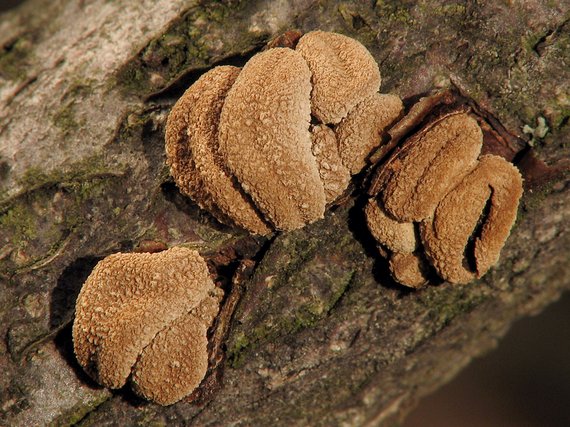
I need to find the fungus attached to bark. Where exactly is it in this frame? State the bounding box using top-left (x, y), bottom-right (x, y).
top-left (335, 93), bottom-right (404, 174)
top-left (366, 108), bottom-right (523, 288)
top-left (72, 247), bottom-right (223, 405)
top-left (218, 48), bottom-right (326, 230)
top-left (310, 124), bottom-right (351, 204)
top-left (165, 30), bottom-right (400, 234)
top-left (165, 66), bottom-right (270, 235)
top-left (365, 199), bottom-right (417, 254)
top-left (380, 112), bottom-right (483, 222)
top-left (389, 252), bottom-right (429, 289)
top-left (421, 155), bottom-right (523, 284)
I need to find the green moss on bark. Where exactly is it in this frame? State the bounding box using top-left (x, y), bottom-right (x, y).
top-left (115, 1), bottom-right (267, 97)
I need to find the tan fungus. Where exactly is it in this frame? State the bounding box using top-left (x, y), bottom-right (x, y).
top-left (131, 288), bottom-right (223, 405)
top-left (72, 247), bottom-right (221, 404)
top-left (218, 48), bottom-right (326, 231)
top-left (365, 199), bottom-right (417, 254)
top-left (310, 124), bottom-right (351, 203)
top-left (381, 112), bottom-right (483, 222)
top-left (420, 155), bottom-right (523, 284)
top-left (335, 93), bottom-right (404, 174)
top-left (165, 66), bottom-right (270, 235)
top-left (389, 252), bottom-right (429, 289)
top-left (296, 30), bottom-right (381, 124)
top-left (165, 31), bottom-right (399, 234)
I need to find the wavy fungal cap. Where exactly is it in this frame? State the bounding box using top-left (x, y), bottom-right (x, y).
top-left (365, 199), bottom-right (417, 254)
top-left (336, 93), bottom-right (403, 174)
top-left (381, 113), bottom-right (483, 222)
top-left (165, 66), bottom-right (271, 235)
top-left (296, 30), bottom-right (382, 124)
top-left (366, 110), bottom-right (523, 288)
top-left (72, 247), bottom-right (223, 405)
top-left (218, 47), bottom-right (326, 230)
top-left (421, 155), bottom-right (523, 284)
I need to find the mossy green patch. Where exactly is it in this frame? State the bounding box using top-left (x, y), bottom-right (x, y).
top-left (115, 108), bottom-right (155, 144)
top-left (336, 3), bottom-right (378, 46)
top-left (49, 392), bottom-right (110, 427)
top-left (52, 102), bottom-right (83, 134)
top-left (0, 204), bottom-right (37, 244)
top-left (0, 37), bottom-right (33, 81)
top-left (65, 78), bottom-right (96, 100)
top-left (0, 157), bottom-right (126, 276)
top-left (51, 80), bottom-right (95, 134)
top-left (374, 0), bottom-right (414, 25)
top-left (114, 1), bottom-right (266, 97)
top-left (419, 284), bottom-right (487, 330)
top-left (13, 156), bottom-right (112, 193)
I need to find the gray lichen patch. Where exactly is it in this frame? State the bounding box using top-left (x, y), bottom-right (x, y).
top-left (2, 341), bottom-right (111, 427)
top-left (50, 80), bottom-right (96, 135)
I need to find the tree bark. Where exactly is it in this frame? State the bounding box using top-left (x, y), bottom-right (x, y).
top-left (1, 0), bottom-right (569, 426)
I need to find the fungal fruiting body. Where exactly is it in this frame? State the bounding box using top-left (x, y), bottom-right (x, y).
top-left (366, 112), bottom-right (523, 287)
top-left (72, 247), bottom-right (223, 405)
top-left (166, 30), bottom-right (403, 234)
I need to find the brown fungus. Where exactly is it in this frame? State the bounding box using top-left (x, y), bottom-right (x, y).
top-left (165, 66), bottom-right (270, 235)
top-left (72, 247), bottom-right (222, 405)
top-left (310, 124), bottom-right (351, 204)
top-left (218, 48), bottom-right (326, 230)
top-left (420, 155), bottom-right (523, 284)
top-left (335, 93), bottom-right (404, 174)
top-left (380, 112), bottom-right (483, 222)
top-left (165, 30), bottom-right (399, 234)
top-left (389, 252), bottom-right (429, 289)
top-left (296, 30), bottom-right (381, 124)
top-left (365, 199), bottom-right (417, 254)
top-left (131, 293), bottom-right (222, 405)
top-left (365, 107), bottom-right (523, 288)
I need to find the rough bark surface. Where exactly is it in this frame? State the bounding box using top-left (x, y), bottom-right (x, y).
top-left (0, 0), bottom-right (568, 426)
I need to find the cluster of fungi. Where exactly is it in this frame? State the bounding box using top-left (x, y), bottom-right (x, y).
top-left (366, 110), bottom-right (523, 287)
top-left (72, 31), bottom-right (523, 405)
top-left (165, 30), bottom-right (403, 234)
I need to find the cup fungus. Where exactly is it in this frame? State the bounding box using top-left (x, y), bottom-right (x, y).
top-left (72, 247), bottom-right (223, 405)
top-left (366, 111), bottom-right (523, 287)
top-left (166, 30), bottom-right (403, 234)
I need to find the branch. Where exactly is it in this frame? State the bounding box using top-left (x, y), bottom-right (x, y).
top-left (0, 0), bottom-right (568, 426)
